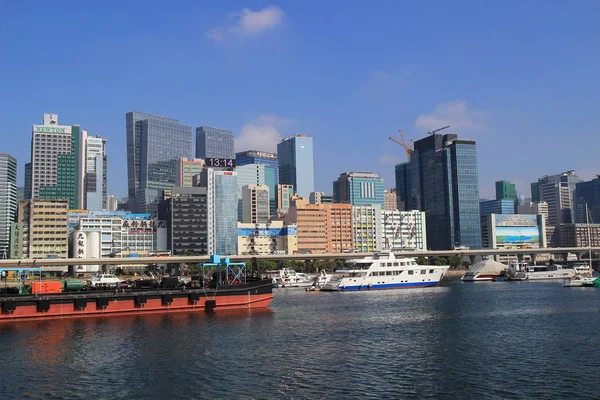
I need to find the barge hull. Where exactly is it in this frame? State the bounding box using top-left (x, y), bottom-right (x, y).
top-left (0, 280), bottom-right (273, 323)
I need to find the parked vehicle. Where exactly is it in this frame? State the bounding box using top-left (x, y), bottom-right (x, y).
top-left (87, 274), bottom-right (121, 288)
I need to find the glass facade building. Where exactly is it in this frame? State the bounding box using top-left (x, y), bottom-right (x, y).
top-left (575, 176), bottom-right (600, 224)
top-left (126, 111), bottom-right (192, 215)
top-left (202, 168), bottom-right (238, 255)
top-left (196, 126), bottom-right (234, 159)
top-left (0, 154), bottom-right (17, 258)
top-left (333, 172), bottom-right (385, 206)
top-left (480, 199), bottom-right (515, 215)
top-left (236, 150), bottom-right (279, 213)
top-left (277, 135), bottom-right (314, 198)
top-left (84, 135), bottom-right (107, 211)
top-left (495, 180), bottom-right (517, 200)
top-left (395, 133), bottom-right (482, 250)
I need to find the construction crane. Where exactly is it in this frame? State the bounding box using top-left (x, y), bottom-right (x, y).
top-left (389, 129), bottom-right (414, 161)
top-left (427, 125), bottom-right (450, 135)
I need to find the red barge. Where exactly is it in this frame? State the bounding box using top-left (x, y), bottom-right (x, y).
top-left (0, 256), bottom-right (273, 323)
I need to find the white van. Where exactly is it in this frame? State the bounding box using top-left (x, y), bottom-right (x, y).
top-left (87, 274), bottom-right (121, 288)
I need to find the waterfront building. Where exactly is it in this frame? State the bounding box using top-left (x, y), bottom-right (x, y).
top-left (126, 111), bottom-right (192, 215)
top-left (84, 134), bottom-right (107, 211)
top-left (309, 191), bottom-right (333, 205)
top-left (236, 151), bottom-right (278, 213)
top-left (531, 171), bottom-right (582, 226)
top-left (237, 221), bottom-right (298, 255)
top-left (236, 164), bottom-right (266, 221)
top-left (480, 199), bottom-right (515, 215)
top-left (558, 223), bottom-right (600, 248)
top-left (395, 132), bottom-right (481, 250)
top-left (276, 184), bottom-right (294, 214)
top-left (106, 195), bottom-right (118, 212)
top-left (352, 205), bottom-right (383, 253)
top-left (326, 204), bottom-right (353, 253)
top-left (284, 198), bottom-right (327, 253)
top-left (176, 158), bottom-right (204, 187)
top-left (11, 199), bottom-right (69, 272)
top-left (495, 180), bottom-right (517, 200)
top-left (29, 113), bottom-right (83, 209)
top-left (384, 189), bottom-right (397, 211)
top-left (201, 168), bottom-right (238, 255)
top-left (196, 126), bottom-right (234, 159)
top-left (70, 212), bottom-right (167, 273)
top-left (0, 154), bottom-right (17, 258)
top-left (242, 184), bottom-right (270, 224)
top-left (517, 201), bottom-right (549, 222)
top-left (277, 135), bottom-right (314, 198)
top-left (574, 175), bottom-right (600, 224)
top-left (159, 187), bottom-right (208, 256)
top-left (381, 210), bottom-right (427, 251)
top-left (333, 172), bottom-right (385, 207)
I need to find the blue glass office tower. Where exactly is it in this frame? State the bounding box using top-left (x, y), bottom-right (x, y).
top-left (480, 199), bottom-right (515, 215)
top-left (196, 126), bottom-right (234, 159)
top-left (126, 111), bottom-right (192, 215)
top-left (277, 135), bottom-right (314, 198)
top-left (202, 168), bottom-right (238, 256)
top-left (575, 176), bottom-right (600, 224)
top-left (395, 133), bottom-right (481, 250)
top-left (333, 172), bottom-right (384, 206)
top-left (236, 150), bottom-right (279, 213)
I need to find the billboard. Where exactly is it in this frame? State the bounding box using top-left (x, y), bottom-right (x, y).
top-left (496, 226), bottom-right (540, 245)
top-left (494, 214), bottom-right (540, 246)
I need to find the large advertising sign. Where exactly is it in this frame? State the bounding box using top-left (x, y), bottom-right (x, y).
top-left (33, 125), bottom-right (72, 134)
top-left (494, 214), bottom-right (540, 246)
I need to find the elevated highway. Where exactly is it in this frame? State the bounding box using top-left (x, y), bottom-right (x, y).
top-left (0, 247), bottom-right (597, 267)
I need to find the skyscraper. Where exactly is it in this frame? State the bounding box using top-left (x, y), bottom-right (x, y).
top-left (277, 135), bottom-right (314, 198)
top-left (176, 158), bottom-right (204, 187)
top-left (495, 180), bottom-right (517, 200)
top-left (201, 168), bottom-right (238, 255)
top-left (29, 114), bottom-right (82, 209)
top-left (236, 164), bottom-right (266, 221)
top-left (242, 184), bottom-right (270, 223)
top-left (84, 134), bottom-right (107, 210)
top-left (196, 126), bottom-right (234, 159)
top-left (574, 175), bottom-right (600, 224)
top-left (333, 172), bottom-right (385, 206)
top-left (0, 154), bottom-right (17, 258)
top-left (531, 171), bottom-right (582, 226)
top-left (126, 111), bottom-right (192, 215)
top-left (395, 132), bottom-right (481, 250)
top-left (236, 150), bottom-right (278, 213)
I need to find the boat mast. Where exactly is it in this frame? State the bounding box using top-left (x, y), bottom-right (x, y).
top-left (586, 203), bottom-right (592, 269)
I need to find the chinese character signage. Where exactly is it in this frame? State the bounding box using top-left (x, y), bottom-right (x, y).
top-left (10, 222), bottom-right (23, 259)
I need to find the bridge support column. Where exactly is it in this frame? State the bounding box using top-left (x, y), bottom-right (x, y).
top-left (252, 257), bottom-right (258, 276)
top-left (469, 255), bottom-right (476, 266)
top-left (517, 253), bottom-right (524, 262)
top-left (530, 253), bottom-right (537, 265)
top-left (305, 259), bottom-right (311, 273)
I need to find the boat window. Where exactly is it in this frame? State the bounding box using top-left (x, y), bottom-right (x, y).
top-left (420, 270), bottom-right (426, 275)
top-left (386, 271), bottom-right (392, 276)
top-left (400, 262), bottom-right (406, 266)
top-left (429, 269), bottom-right (434, 274)
top-left (408, 270), bottom-right (414, 275)
top-left (393, 263), bottom-right (399, 267)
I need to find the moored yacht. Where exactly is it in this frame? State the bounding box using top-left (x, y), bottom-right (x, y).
top-left (329, 252), bottom-right (448, 291)
top-left (508, 262), bottom-right (576, 281)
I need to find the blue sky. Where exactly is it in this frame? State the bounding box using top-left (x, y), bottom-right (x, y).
top-left (1, 1), bottom-right (599, 200)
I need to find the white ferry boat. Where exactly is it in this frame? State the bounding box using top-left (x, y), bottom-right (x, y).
top-left (271, 268), bottom-right (314, 288)
top-left (331, 252), bottom-right (448, 291)
top-left (507, 262), bottom-right (579, 281)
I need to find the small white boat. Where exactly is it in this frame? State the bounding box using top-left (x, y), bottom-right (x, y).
top-left (508, 262), bottom-right (575, 281)
top-left (563, 273), bottom-right (596, 287)
top-left (272, 268), bottom-right (314, 288)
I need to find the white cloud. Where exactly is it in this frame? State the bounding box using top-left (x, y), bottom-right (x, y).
top-left (235, 115), bottom-right (289, 153)
top-left (206, 5), bottom-right (284, 43)
top-left (379, 154), bottom-right (403, 166)
top-left (415, 100), bottom-right (486, 134)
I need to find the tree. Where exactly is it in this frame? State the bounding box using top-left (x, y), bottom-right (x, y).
top-left (448, 255), bottom-right (463, 269)
top-left (415, 257), bottom-right (428, 265)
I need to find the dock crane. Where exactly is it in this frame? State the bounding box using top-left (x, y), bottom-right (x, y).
top-left (389, 129), bottom-right (413, 161)
top-left (427, 125), bottom-right (450, 135)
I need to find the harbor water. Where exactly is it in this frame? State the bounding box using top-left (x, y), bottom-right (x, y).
top-left (1, 279), bottom-right (600, 399)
